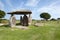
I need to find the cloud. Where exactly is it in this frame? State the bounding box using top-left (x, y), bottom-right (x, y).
top-left (5, 0), bottom-right (13, 8)
top-left (37, 1), bottom-right (60, 12)
top-left (0, 1), bottom-right (4, 10)
top-left (11, 2), bottom-right (25, 11)
top-left (48, 0), bottom-right (60, 7)
top-left (37, 1), bottom-right (60, 18)
top-left (25, 0), bottom-right (40, 7)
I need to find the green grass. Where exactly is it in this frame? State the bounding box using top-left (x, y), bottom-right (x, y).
top-left (0, 21), bottom-right (60, 40)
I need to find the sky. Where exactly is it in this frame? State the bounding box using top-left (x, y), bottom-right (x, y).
top-left (0, 0), bottom-right (60, 20)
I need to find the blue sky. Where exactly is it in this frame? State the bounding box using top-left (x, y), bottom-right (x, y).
top-left (0, 0), bottom-right (60, 20)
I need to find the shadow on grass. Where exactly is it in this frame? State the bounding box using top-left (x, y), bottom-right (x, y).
top-left (0, 25), bottom-right (10, 28)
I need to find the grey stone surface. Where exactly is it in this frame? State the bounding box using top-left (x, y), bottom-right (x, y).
top-left (9, 15), bottom-right (16, 27)
top-left (28, 14), bottom-right (32, 25)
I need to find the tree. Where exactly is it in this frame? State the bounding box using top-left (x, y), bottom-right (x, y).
top-left (0, 10), bottom-right (6, 23)
top-left (0, 10), bottom-right (5, 18)
top-left (40, 12), bottom-right (51, 21)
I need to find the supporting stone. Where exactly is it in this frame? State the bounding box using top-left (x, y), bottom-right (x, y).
top-left (20, 16), bottom-right (23, 25)
top-left (22, 14), bottom-right (28, 26)
top-left (9, 14), bottom-right (16, 27)
top-left (28, 14), bottom-right (32, 25)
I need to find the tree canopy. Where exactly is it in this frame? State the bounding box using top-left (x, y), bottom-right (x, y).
top-left (0, 10), bottom-right (5, 18)
top-left (40, 12), bottom-right (51, 21)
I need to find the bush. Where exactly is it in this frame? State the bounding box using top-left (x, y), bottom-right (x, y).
top-left (0, 19), bottom-right (2, 23)
top-left (50, 18), bottom-right (57, 21)
top-left (57, 18), bottom-right (60, 20)
top-left (0, 19), bottom-right (8, 23)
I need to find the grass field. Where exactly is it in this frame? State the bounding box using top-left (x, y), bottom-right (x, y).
top-left (0, 21), bottom-right (60, 40)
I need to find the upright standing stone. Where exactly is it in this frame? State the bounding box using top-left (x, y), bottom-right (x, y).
top-left (22, 14), bottom-right (28, 26)
top-left (20, 16), bottom-right (23, 25)
top-left (29, 14), bottom-right (32, 25)
top-left (9, 15), bottom-right (16, 27)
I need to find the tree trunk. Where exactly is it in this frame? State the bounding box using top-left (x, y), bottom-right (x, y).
top-left (0, 18), bottom-right (2, 23)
